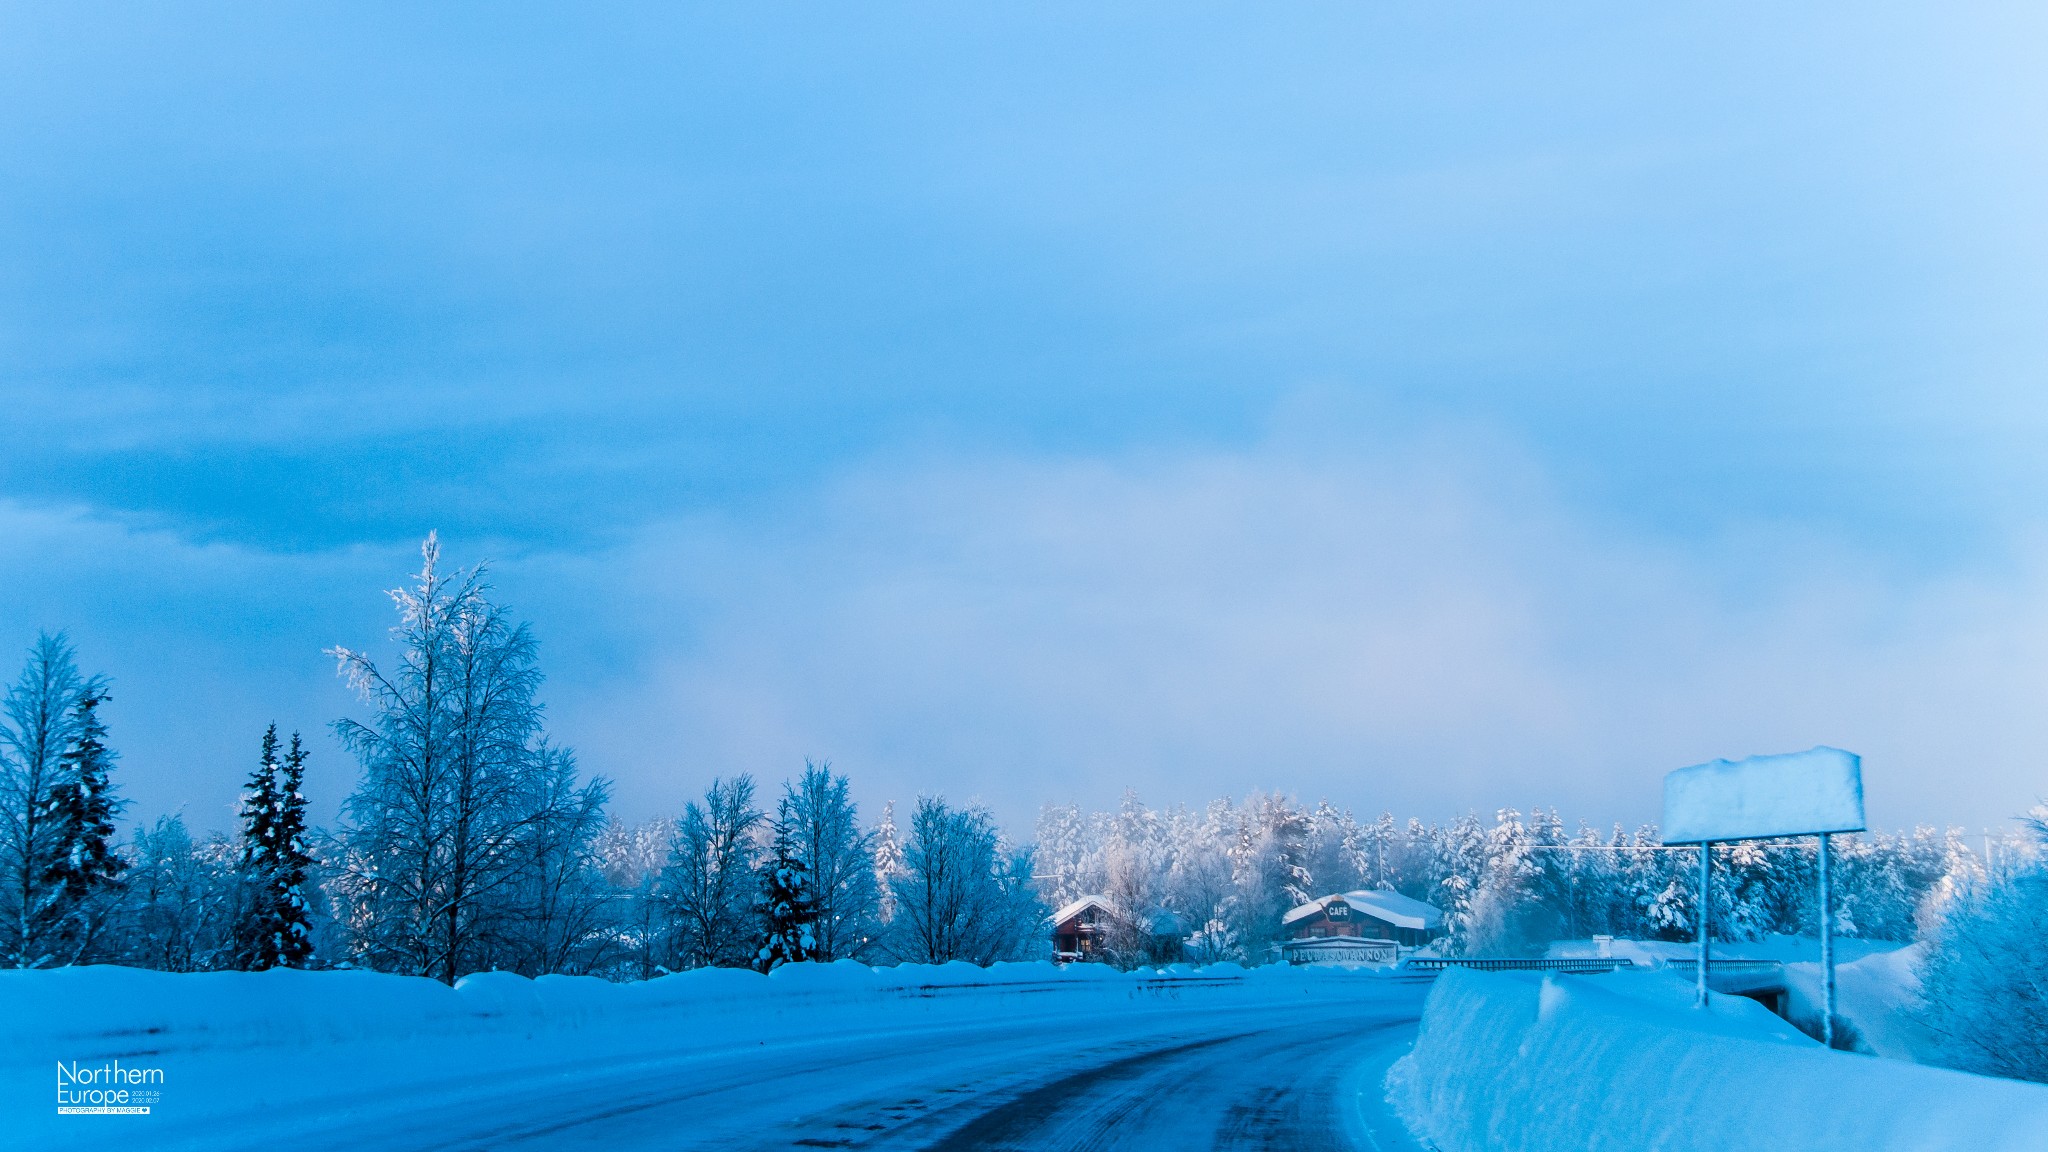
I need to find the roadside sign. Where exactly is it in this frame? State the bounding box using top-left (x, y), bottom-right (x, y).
top-left (1660, 745), bottom-right (1866, 1046)
top-left (1662, 746), bottom-right (1865, 845)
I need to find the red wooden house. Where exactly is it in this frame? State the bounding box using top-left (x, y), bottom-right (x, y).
top-left (1278, 889), bottom-right (1445, 965)
top-left (1050, 895), bottom-right (1118, 962)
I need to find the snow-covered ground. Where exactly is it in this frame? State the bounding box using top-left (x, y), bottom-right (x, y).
top-left (1782, 943), bottom-right (1940, 1063)
top-left (1549, 934), bottom-right (1943, 1064)
top-left (7, 961), bottom-right (1431, 1151)
top-left (1390, 966), bottom-right (2048, 1152)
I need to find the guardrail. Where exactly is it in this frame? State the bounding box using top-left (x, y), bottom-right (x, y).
top-left (1400, 957), bottom-right (1640, 974)
top-left (1662, 959), bottom-right (1785, 973)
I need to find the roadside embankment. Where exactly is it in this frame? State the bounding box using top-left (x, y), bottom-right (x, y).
top-left (1387, 966), bottom-right (2048, 1151)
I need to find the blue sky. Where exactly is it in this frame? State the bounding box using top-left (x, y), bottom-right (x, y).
top-left (5, 1), bottom-right (2048, 835)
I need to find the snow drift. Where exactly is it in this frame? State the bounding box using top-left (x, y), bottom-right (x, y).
top-left (1389, 967), bottom-right (2048, 1152)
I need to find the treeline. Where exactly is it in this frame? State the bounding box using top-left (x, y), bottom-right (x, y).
top-left (2, 535), bottom-right (2041, 1000)
top-left (1035, 793), bottom-right (2018, 964)
top-left (0, 538), bottom-right (1046, 981)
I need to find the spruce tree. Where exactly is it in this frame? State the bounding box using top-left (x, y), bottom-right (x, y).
top-left (240, 726), bottom-right (281, 866)
top-left (873, 801), bottom-right (904, 923)
top-left (755, 823), bottom-right (817, 972)
top-left (41, 688), bottom-right (125, 960)
top-left (236, 726), bottom-right (315, 969)
top-left (234, 725), bottom-right (282, 968)
top-left (273, 732), bottom-right (314, 967)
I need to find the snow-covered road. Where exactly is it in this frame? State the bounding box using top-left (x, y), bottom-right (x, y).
top-left (314, 1003), bottom-right (1424, 1151)
top-left (16, 964), bottom-right (1429, 1151)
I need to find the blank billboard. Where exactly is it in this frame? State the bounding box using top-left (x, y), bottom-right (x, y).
top-left (1662, 747), bottom-right (1866, 844)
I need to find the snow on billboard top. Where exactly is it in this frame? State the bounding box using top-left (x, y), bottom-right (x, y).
top-left (1661, 746), bottom-right (1866, 844)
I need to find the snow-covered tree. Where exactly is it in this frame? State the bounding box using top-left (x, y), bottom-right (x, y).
top-left (117, 816), bottom-right (239, 971)
top-left (1463, 808), bottom-right (1556, 954)
top-left (873, 800), bottom-right (905, 924)
top-left (592, 815), bottom-right (676, 980)
top-left (234, 726), bottom-right (316, 970)
top-left (660, 775), bottom-right (764, 969)
top-left (885, 796), bottom-right (1044, 965)
top-left (1918, 807), bottom-right (2048, 1083)
top-left (1098, 791), bottom-right (1172, 967)
top-left (754, 823), bottom-right (817, 971)
top-left (40, 686), bottom-right (126, 962)
top-left (1363, 811), bottom-right (1400, 891)
top-left (1167, 801), bottom-right (1239, 964)
top-left (0, 633), bottom-right (104, 967)
top-left (329, 534), bottom-right (598, 983)
top-left (1033, 802), bottom-right (1097, 911)
top-left (1221, 792), bottom-right (1312, 957)
top-left (1301, 800), bottom-right (1369, 898)
top-left (500, 742), bottom-right (610, 975)
top-left (778, 763), bottom-right (878, 961)
top-left (1425, 813), bottom-right (1488, 952)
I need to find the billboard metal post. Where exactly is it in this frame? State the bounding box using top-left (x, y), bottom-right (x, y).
top-left (1662, 747), bottom-right (1865, 1028)
top-left (1819, 832), bottom-right (1835, 1048)
top-left (1696, 842), bottom-right (1711, 1008)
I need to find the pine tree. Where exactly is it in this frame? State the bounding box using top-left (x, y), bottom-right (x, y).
top-left (755, 824), bottom-right (817, 971)
top-left (41, 688), bottom-right (126, 961)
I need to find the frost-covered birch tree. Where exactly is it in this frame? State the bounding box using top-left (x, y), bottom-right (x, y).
top-left (329, 534), bottom-right (601, 983)
top-left (1919, 806), bottom-right (2048, 1083)
top-left (777, 762), bottom-right (878, 962)
top-left (0, 633), bottom-right (102, 967)
top-left (659, 775), bottom-right (764, 969)
top-left (499, 743), bottom-right (610, 976)
top-left (118, 816), bottom-right (239, 972)
top-left (886, 797), bottom-right (1044, 965)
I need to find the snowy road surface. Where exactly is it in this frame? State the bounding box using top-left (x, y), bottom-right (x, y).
top-left (304, 1002), bottom-right (1426, 1152)
top-left (70, 976), bottom-right (1428, 1152)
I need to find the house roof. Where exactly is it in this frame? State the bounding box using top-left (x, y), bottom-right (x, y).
top-left (1281, 889), bottom-right (1445, 931)
top-left (1048, 894), bottom-right (1120, 926)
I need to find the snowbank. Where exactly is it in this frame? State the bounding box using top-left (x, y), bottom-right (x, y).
top-left (3, 958), bottom-right (1089, 1060)
top-left (0, 957), bottom-right (1378, 1064)
top-left (1782, 943), bottom-right (1940, 1062)
top-left (1388, 967), bottom-right (2048, 1152)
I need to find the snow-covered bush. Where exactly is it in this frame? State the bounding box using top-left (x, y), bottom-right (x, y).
top-left (1918, 811), bottom-right (2048, 1084)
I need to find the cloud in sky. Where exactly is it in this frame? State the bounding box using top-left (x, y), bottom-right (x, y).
top-left (6, 1), bottom-right (2048, 550)
top-left (4, 2), bottom-right (2048, 835)
top-left (535, 424), bottom-right (2048, 834)
top-left (12, 415), bottom-right (2048, 837)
